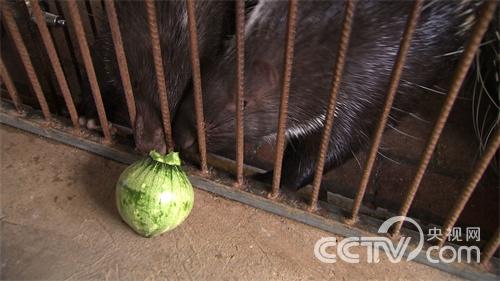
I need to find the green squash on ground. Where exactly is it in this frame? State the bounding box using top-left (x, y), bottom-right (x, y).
top-left (116, 150), bottom-right (194, 237)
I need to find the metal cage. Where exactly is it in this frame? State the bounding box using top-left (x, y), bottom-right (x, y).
top-left (0, 1), bottom-right (498, 279)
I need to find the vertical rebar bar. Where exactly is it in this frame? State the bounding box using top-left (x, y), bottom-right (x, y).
top-left (89, 0), bottom-right (105, 35)
top-left (347, 0), bottom-right (422, 222)
top-left (2, 4), bottom-right (51, 121)
top-left (30, 0), bottom-right (80, 129)
top-left (67, 0), bottom-right (111, 141)
top-left (104, 0), bottom-right (136, 127)
top-left (269, 0), bottom-right (298, 199)
top-left (235, 0), bottom-right (245, 186)
top-left (145, 0), bottom-right (174, 151)
top-left (480, 228), bottom-right (500, 265)
top-left (0, 59), bottom-right (23, 112)
top-left (47, 0), bottom-right (82, 99)
top-left (438, 130), bottom-right (500, 247)
top-left (391, 0), bottom-right (498, 237)
top-left (308, 0), bottom-right (356, 210)
top-left (76, 0), bottom-right (95, 44)
top-left (58, 1), bottom-right (85, 71)
top-left (186, 0), bottom-right (208, 172)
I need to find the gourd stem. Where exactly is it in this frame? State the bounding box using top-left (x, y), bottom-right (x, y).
top-left (149, 150), bottom-right (181, 166)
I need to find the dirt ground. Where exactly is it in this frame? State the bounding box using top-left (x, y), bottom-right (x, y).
top-left (1, 125), bottom-right (463, 280)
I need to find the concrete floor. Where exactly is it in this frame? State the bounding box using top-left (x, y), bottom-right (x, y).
top-left (1, 125), bottom-right (462, 280)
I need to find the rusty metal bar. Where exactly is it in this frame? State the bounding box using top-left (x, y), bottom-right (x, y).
top-left (268, 0), bottom-right (298, 199)
top-left (308, 0), bottom-right (356, 210)
top-left (67, 0), bottom-right (112, 141)
top-left (145, 0), bottom-right (174, 151)
top-left (2, 4), bottom-right (51, 121)
top-left (88, 0), bottom-right (105, 36)
top-left (30, 0), bottom-right (80, 129)
top-left (391, 0), bottom-right (498, 237)
top-left (76, 0), bottom-right (95, 44)
top-left (235, 0), bottom-right (245, 186)
top-left (47, 0), bottom-right (82, 99)
top-left (46, 0), bottom-right (82, 100)
top-left (438, 130), bottom-right (500, 247)
top-left (186, 0), bottom-right (208, 172)
top-left (0, 59), bottom-right (23, 112)
top-left (347, 0), bottom-right (422, 222)
top-left (103, 0), bottom-right (136, 127)
top-left (481, 228), bottom-right (500, 265)
top-left (15, 1), bottom-right (60, 102)
top-left (58, 1), bottom-right (86, 71)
